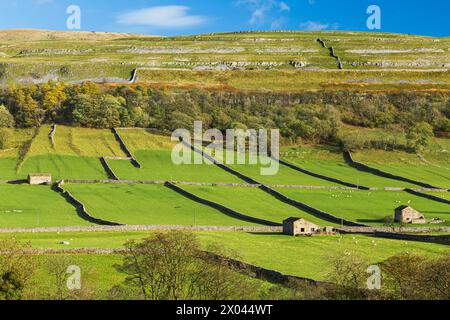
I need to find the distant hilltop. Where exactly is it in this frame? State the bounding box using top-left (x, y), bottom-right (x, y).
top-left (0, 28), bottom-right (160, 42)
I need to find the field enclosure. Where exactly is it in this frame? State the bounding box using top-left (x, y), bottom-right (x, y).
top-left (0, 125), bottom-right (448, 231)
top-left (0, 30), bottom-right (449, 90)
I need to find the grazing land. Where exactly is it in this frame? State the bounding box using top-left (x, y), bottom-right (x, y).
top-left (0, 184), bottom-right (91, 228)
top-left (65, 183), bottom-right (257, 226)
top-left (277, 188), bottom-right (450, 226)
top-left (0, 230), bottom-right (447, 281)
top-left (0, 29), bottom-right (448, 300)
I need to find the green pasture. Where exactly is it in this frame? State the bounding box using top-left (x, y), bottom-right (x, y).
top-left (276, 188), bottom-right (450, 226)
top-left (0, 128), bottom-right (35, 180)
top-left (65, 183), bottom-right (256, 226)
top-left (281, 145), bottom-right (420, 188)
top-left (1, 230), bottom-right (448, 281)
top-left (107, 129), bottom-right (243, 183)
top-left (0, 184), bottom-right (91, 228)
top-left (183, 185), bottom-right (336, 226)
top-left (352, 149), bottom-right (450, 189)
top-left (17, 125), bottom-right (127, 180)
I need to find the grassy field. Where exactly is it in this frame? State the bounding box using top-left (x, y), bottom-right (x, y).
top-left (0, 184), bottom-right (91, 228)
top-left (1, 230), bottom-right (448, 281)
top-left (183, 185), bottom-right (337, 226)
top-left (65, 183), bottom-right (257, 226)
top-left (107, 129), bottom-right (243, 183)
top-left (276, 188), bottom-right (450, 226)
top-left (29, 254), bottom-right (125, 299)
top-left (203, 147), bottom-right (342, 186)
top-left (17, 125), bottom-right (127, 180)
top-left (281, 145), bottom-right (422, 189)
top-left (136, 69), bottom-right (450, 91)
top-left (0, 128), bottom-right (35, 180)
top-left (352, 149), bottom-right (450, 189)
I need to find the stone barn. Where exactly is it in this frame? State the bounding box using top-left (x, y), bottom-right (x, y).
top-left (283, 217), bottom-right (319, 236)
top-left (28, 173), bottom-right (52, 185)
top-left (395, 206), bottom-right (426, 224)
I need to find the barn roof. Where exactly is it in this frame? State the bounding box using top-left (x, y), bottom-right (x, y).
top-left (283, 217), bottom-right (303, 223)
top-left (28, 173), bottom-right (52, 177)
top-left (396, 205), bottom-right (412, 211)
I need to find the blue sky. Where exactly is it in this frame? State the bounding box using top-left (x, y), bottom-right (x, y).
top-left (0, 0), bottom-right (449, 36)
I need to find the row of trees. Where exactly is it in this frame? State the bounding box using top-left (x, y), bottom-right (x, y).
top-left (1, 233), bottom-right (448, 301)
top-left (0, 81), bottom-right (448, 151)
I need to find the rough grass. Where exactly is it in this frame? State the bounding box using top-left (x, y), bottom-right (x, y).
top-left (1, 30), bottom-right (449, 90)
top-left (17, 125), bottom-right (126, 180)
top-left (65, 183), bottom-right (257, 226)
top-left (107, 130), bottom-right (242, 183)
top-left (0, 128), bottom-right (34, 180)
top-left (136, 69), bottom-right (450, 91)
top-left (276, 188), bottom-right (450, 227)
top-left (0, 185), bottom-right (92, 228)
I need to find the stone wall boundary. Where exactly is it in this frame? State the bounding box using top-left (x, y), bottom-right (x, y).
top-left (16, 126), bottom-right (40, 171)
top-left (259, 185), bottom-right (366, 227)
top-left (0, 225), bottom-right (283, 234)
top-left (99, 157), bottom-right (119, 180)
top-left (277, 158), bottom-right (370, 190)
top-left (48, 124), bottom-right (56, 148)
top-left (184, 140), bottom-right (366, 227)
top-left (343, 151), bottom-right (440, 189)
top-left (316, 38), bottom-right (343, 69)
top-left (165, 181), bottom-right (282, 227)
top-left (111, 127), bottom-right (141, 168)
top-left (203, 251), bottom-right (328, 287)
top-left (404, 188), bottom-right (450, 205)
top-left (53, 181), bottom-right (123, 226)
top-left (372, 232), bottom-right (449, 245)
top-left (338, 226), bottom-right (450, 234)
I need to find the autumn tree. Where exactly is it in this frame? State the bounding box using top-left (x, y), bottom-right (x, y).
top-left (0, 105), bottom-right (14, 127)
top-left (0, 238), bottom-right (37, 300)
top-left (406, 121), bottom-right (434, 153)
top-left (115, 231), bottom-right (258, 300)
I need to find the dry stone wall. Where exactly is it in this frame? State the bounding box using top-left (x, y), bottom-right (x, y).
top-left (405, 188), bottom-right (450, 205)
top-left (183, 139), bottom-right (366, 227)
top-left (277, 158), bottom-right (370, 190)
top-left (111, 128), bottom-right (141, 168)
top-left (99, 157), bottom-right (119, 180)
top-left (165, 181), bottom-right (281, 227)
top-left (0, 225), bottom-right (282, 234)
top-left (343, 151), bottom-right (440, 189)
top-left (48, 124), bottom-right (56, 147)
top-left (53, 181), bottom-right (123, 226)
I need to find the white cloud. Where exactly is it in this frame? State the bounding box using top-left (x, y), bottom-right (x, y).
top-left (32, 0), bottom-right (54, 4)
top-left (117, 6), bottom-right (208, 28)
top-left (279, 2), bottom-right (291, 11)
top-left (237, 0), bottom-right (290, 27)
top-left (299, 21), bottom-right (339, 31)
